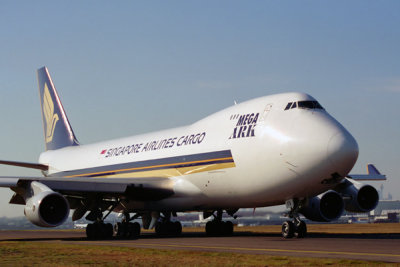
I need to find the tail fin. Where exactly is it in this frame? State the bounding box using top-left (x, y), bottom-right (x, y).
top-left (37, 67), bottom-right (79, 151)
top-left (347, 164), bottom-right (386, 181)
top-left (367, 164), bottom-right (381, 175)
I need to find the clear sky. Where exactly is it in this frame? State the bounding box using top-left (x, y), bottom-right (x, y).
top-left (0, 1), bottom-right (399, 217)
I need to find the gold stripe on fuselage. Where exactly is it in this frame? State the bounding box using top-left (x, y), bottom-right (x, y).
top-left (65, 157), bottom-right (235, 178)
top-left (90, 162), bottom-right (235, 179)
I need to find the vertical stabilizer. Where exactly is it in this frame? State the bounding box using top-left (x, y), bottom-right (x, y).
top-left (37, 67), bottom-right (79, 151)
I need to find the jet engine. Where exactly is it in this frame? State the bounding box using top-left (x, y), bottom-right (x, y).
top-left (24, 182), bottom-right (70, 227)
top-left (335, 179), bottom-right (379, 212)
top-left (300, 190), bottom-right (344, 222)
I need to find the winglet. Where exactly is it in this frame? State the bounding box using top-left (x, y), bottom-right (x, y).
top-left (348, 164), bottom-right (386, 181)
top-left (37, 67), bottom-right (79, 151)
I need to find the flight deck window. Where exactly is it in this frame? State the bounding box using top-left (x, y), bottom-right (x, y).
top-left (285, 101), bottom-right (324, 111)
top-left (314, 102), bottom-right (324, 109)
top-left (298, 101), bottom-right (324, 110)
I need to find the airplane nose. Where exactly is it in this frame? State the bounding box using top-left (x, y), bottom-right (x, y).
top-left (327, 130), bottom-right (359, 176)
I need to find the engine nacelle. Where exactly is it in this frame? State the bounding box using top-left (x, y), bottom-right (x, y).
top-left (336, 179), bottom-right (379, 212)
top-left (300, 190), bottom-right (344, 222)
top-left (24, 182), bottom-right (70, 227)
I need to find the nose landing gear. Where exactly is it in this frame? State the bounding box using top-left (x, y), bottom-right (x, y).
top-left (282, 199), bottom-right (307, 238)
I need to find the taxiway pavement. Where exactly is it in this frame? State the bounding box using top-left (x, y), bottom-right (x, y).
top-left (1, 230), bottom-right (399, 262)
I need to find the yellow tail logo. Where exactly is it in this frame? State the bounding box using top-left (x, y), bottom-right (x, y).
top-left (43, 83), bottom-right (59, 143)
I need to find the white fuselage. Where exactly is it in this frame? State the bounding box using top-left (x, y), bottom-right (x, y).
top-left (38, 92), bottom-right (359, 212)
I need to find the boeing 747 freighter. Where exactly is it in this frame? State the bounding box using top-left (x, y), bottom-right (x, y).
top-left (0, 67), bottom-right (385, 239)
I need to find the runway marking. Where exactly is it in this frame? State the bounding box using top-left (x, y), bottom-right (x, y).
top-left (73, 240), bottom-right (400, 258)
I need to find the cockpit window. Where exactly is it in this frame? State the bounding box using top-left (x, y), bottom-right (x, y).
top-left (284, 101), bottom-right (324, 110)
top-left (298, 101), bottom-right (324, 109)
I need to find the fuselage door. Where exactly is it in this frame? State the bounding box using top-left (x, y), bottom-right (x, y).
top-left (259, 104), bottom-right (273, 122)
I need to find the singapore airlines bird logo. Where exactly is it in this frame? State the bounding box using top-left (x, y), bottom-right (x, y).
top-left (43, 83), bottom-right (59, 143)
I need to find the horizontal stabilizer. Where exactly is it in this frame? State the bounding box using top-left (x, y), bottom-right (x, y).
top-left (347, 164), bottom-right (386, 181)
top-left (0, 160), bottom-right (48, 171)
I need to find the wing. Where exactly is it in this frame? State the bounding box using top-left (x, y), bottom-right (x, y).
top-left (0, 174), bottom-right (177, 224)
top-left (0, 175), bottom-right (174, 201)
top-left (347, 164), bottom-right (386, 181)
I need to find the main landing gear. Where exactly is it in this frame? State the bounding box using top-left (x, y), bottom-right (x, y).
top-left (85, 210), bottom-right (141, 240)
top-left (205, 210), bottom-right (234, 236)
top-left (282, 199), bottom-right (307, 238)
top-left (85, 208), bottom-right (114, 239)
top-left (86, 221), bottom-right (113, 239)
top-left (114, 213), bottom-right (141, 239)
top-left (155, 212), bottom-right (182, 236)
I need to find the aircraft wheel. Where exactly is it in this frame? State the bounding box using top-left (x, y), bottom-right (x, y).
top-left (295, 220), bottom-right (307, 238)
top-left (86, 223), bottom-right (95, 239)
top-left (282, 221), bottom-right (295, 238)
top-left (127, 223), bottom-right (135, 238)
top-left (93, 223), bottom-right (103, 239)
top-left (97, 222), bottom-right (108, 239)
top-left (155, 222), bottom-right (169, 236)
top-left (223, 221), bottom-right (234, 236)
top-left (86, 222), bottom-right (110, 240)
top-left (205, 221), bottom-right (217, 236)
top-left (132, 222), bottom-right (141, 238)
top-left (173, 221), bottom-right (182, 236)
top-left (104, 223), bottom-right (113, 239)
top-left (155, 222), bottom-right (164, 235)
top-left (114, 222), bottom-right (127, 237)
top-left (127, 222), bottom-right (141, 239)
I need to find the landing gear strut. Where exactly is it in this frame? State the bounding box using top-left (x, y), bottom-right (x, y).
top-left (282, 199), bottom-right (307, 238)
top-left (155, 212), bottom-right (182, 236)
top-left (205, 210), bottom-right (234, 236)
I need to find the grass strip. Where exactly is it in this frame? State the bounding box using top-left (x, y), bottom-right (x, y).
top-left (0, 241), bottom-right (393, 267)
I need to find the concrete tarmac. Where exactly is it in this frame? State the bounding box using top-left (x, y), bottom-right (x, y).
top-left (1, 230), bottom-right (400, 263)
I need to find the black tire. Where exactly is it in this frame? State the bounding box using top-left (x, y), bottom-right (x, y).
top-left (155, 222), bottom-right (165, 236)
top-left (295, 220), bottom-right (307, 238)
top-left (98, 222), bottom-right (108, 239)
top-left (205, 221), bottom-right (216, 236)
top-left (86, 223), bottom-right (95, 239)
top-left (127, 222), bottom-right (135, 238)
top-left (223, 221), bottom-right (234, 236)
top-left (132, 222), bottom-right (141, 238)
top-left (173, 221), bottom-right (182, 236)
top-left (121, 222), bottom-right (130, 238)
top-left (282, 221), bottom-right (295, 238)
top-left (127, 222), bottom-right (140, 239)
top-left (104, 223), bottom-right (113, 239)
